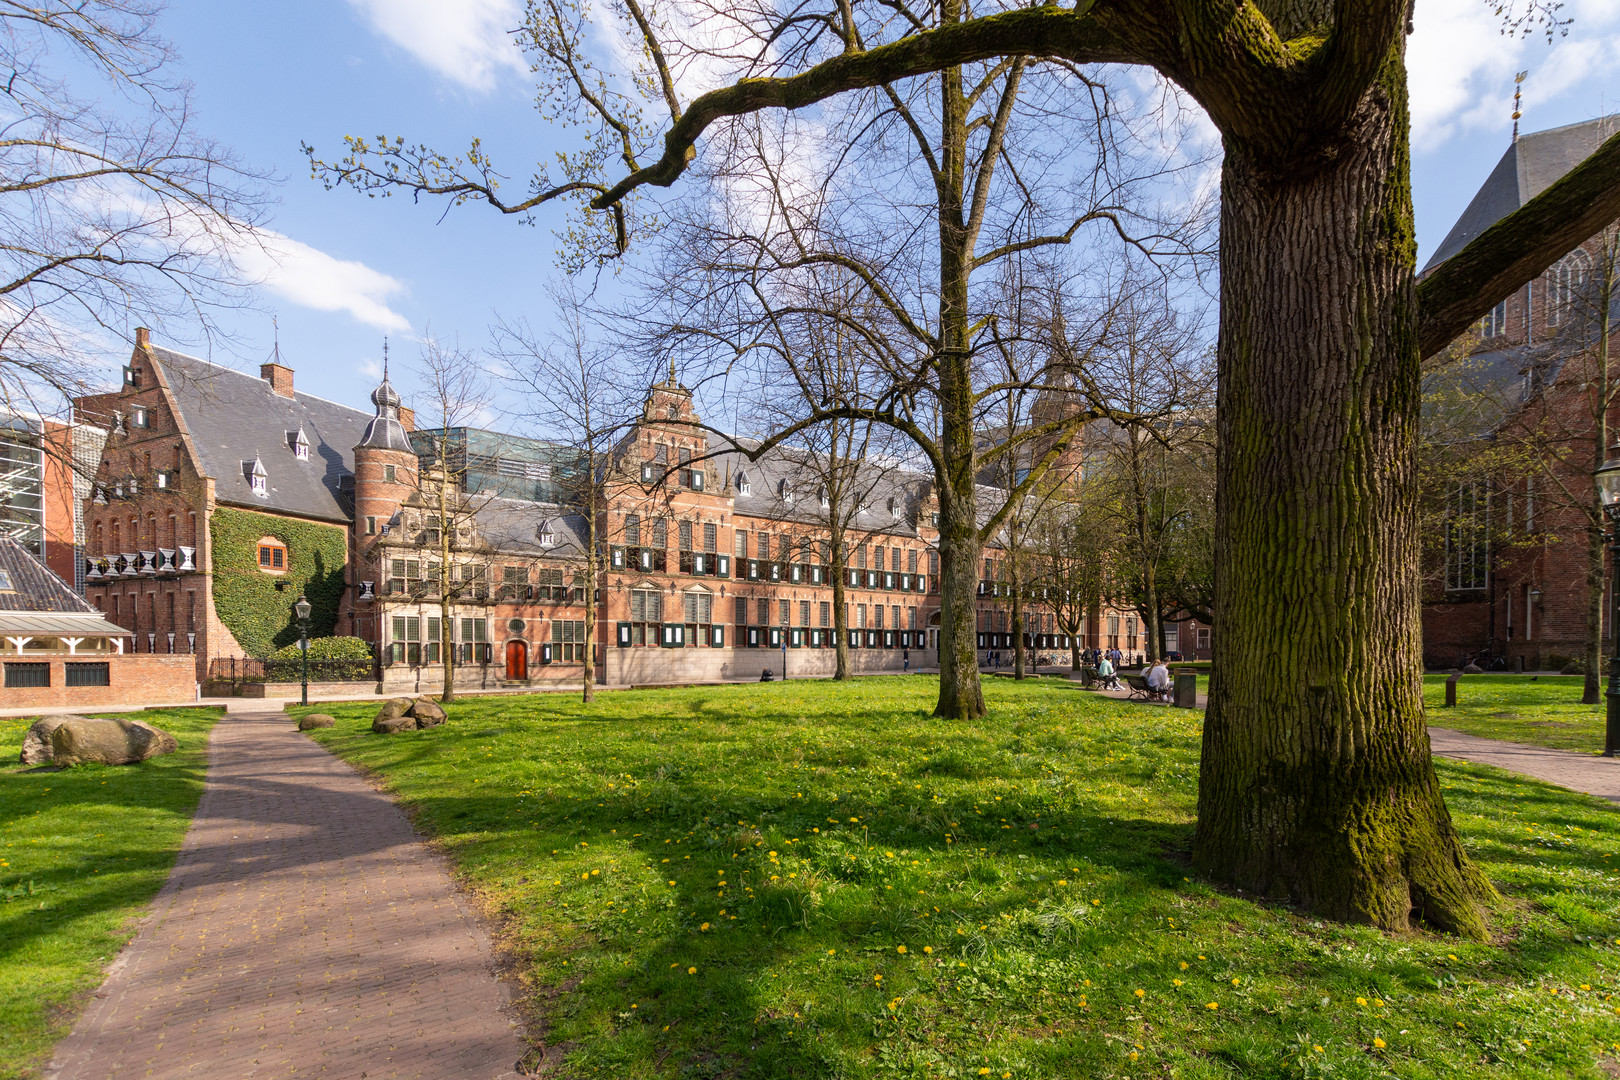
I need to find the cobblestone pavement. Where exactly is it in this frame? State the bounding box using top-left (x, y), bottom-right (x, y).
top-left (1429, 727), bottom-right (1620, 802)
top-left (48, 709), bottom-right (528, 1080)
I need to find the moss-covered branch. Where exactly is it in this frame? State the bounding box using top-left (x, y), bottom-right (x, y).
top-left (1417, 129), bottom-right (1620, 358)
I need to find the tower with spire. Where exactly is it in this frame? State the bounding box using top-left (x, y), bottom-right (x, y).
top-left (351, 342), bottom-right (419, 633)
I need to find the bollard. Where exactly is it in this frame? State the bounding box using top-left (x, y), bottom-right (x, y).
top-left (1444, 671), bottom-right (1459, 707)
top-left (1174, 671), bottom-right (1198, 709)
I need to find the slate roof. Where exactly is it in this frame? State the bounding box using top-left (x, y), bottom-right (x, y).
top-left (471, 498), bottom-right (592, 560)
top-left (1424, 115), bottom-right (1620, 272)
top-left (0, 536), bottom-right (98, 613)
top-left (711, 439), bottom-right (929, 540)
top-left (150, 347), bottom-right (372, 523)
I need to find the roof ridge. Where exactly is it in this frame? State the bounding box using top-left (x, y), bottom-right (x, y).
top-left (150, 345), bottom-right (374, 420)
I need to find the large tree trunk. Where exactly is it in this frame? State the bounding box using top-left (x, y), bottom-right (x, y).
top-left (930, 53), bottom-right (987, 720)
top-left (1192, 55), bottom-right (1495, 936)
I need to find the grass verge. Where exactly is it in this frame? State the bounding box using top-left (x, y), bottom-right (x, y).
top-left (1423, 675), bottom-right (1608, 752)
top-left (0, 707), bottom-right (222, 1080)
top-left (303, 679), bottom-right (1620, 1079)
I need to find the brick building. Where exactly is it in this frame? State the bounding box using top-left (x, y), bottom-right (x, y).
top-left (0, 535), bottom-right (194, 708)
top-left (75, 333), bottom-right (1143, 690)
top-left (1420, 115), bottom-right (1619, 669)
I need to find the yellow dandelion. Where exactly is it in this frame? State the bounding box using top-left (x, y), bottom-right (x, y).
top-left (1091, 899), bottom-right (1100, 906)
top-left (1173, 979), bottom-right (1183, 986)
top-left (897, 945), bottom-right (907, 954)
top-left (1231, 978), bottom-right (1240, 987)
top-left (700, 923), bottom-right (710, 931)
top-left (1057, 879), bottom-right (1068, 886)
top-left (1313, 1045), bottom-right (1324, 1053)
top-left (1205, 1002), bottom-right (1219, 1010)
top-left (668, 880), bottom-right (676, 886)
top-left (1179, 961), bottom-right (1189, 970)
top-left (978, 1071), bottom-right (991, 1077)
top-left (1580, 984), bottom-right (1591, 991)
top-left (1447, 953), bottom-right (1458, 961)
top-left (1373, 1038), bottom-right (1386, 1049)
top-left (1373, 998), bottom-right (1385, 1007)
top-left (923, 946), bottom-right (933, 954)
top-left (688, 966), bottom-right (697, 975)
top-left (1134, 989), bottom-right (1145, 998)
top-left (828, 949), bottom-right (836, 955)
top-left (1355, 996), bottom-right (1367, 1006)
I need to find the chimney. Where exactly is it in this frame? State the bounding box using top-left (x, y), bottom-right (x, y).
top-left (260, 362), bottom-right (295, 398)
top-left (134, 327), bottom-right (150, 350)
top-left (397, 404), bottom-right (415, 432)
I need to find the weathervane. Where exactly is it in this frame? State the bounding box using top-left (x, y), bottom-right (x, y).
top-left (1513, 70), bottom-right (1527, 141)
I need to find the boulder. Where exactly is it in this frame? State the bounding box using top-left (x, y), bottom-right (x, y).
top-left (409, 698), bottom-right (447, 727)
top-left (1463, 663), bottom-right (1485, 674)
top-left (297, 713), bottom-right (336, 731)
top-left (378, 696), bottom-right (414, 718)
top-left (18, 716), bottom-right (77, 765)
top-left (372, 713), bottom-right (416, 735)
top-left (50, 718), bottom-right (177, 766)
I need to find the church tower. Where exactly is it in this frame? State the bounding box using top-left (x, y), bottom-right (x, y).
top-left (350, 356), bottom-right (418, 641)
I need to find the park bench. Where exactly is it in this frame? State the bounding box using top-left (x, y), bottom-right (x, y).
top-left (1125, 675), bottom-right (1160, 701)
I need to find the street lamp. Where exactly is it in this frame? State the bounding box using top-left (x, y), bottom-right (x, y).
top-left (293, 593), bottom-right (312, 708)
top-left (1594, 457), bottom-right (1620, 756)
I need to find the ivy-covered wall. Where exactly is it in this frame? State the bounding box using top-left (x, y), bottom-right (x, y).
top-left (209, 507), bottom-right (348, 657)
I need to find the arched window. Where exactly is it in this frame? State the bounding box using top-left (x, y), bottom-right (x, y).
top-left (1548, 248), bottom-right (1592, 327)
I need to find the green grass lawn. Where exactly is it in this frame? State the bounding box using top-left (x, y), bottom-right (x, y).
top-left (303, 679), bottom-right (1620, 1080)
top-left (1423, 675), bottom-right (1608, 753)
top-left (0, 708), bottom-right (222, 1080)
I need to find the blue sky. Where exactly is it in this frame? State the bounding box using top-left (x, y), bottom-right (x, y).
top-left (149, 0), bottom-right (1620, 416)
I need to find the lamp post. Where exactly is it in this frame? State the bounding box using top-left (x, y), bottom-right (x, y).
top-left (1594, 458), bottom-right (1620, 756)
top-left (294, 593), bottom-right (312, 708)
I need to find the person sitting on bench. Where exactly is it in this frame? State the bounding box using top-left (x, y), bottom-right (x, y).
top-left (1146, 659), bottom-right (1171, 701)
top-left (1095, 655), bottom-right (1117, 689)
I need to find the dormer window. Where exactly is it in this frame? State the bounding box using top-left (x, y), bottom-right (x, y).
top-left (819, 486), bottom-right (829, 509)
top-left (246, 455), bottom-right (267, 498)
top-left (888, 496), bottom-right (901, 517)
top-left (779, 479), bottom-right (793, 502)
top-left (537, 520), bottom-right (557, 547)
top-left (290, 426), bottom-right (310, 461)
top-left (736, 471), bottom-right (751, 495)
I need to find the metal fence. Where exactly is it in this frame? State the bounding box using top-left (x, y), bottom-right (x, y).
top-left (207, 656), bottom-right (378, 685)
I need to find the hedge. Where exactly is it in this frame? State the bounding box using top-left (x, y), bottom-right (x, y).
top-left (209, 507), bottom-right (348, 657)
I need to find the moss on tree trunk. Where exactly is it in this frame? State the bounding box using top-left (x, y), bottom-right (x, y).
top-left (1192, 53), bottom-right (1495, 935)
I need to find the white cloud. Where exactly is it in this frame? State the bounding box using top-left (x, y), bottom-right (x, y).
top-left (235, 229), bottom-right (411, 334)
top-left (347, 0), bottom-right (527, 91)
top-left (1409, 0), bottom-right (1620, 151)
top-left (358, 356), bottom-right (383, 379)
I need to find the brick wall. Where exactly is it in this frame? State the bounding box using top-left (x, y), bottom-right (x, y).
top-left (0, 653), bottom-right (195, 709)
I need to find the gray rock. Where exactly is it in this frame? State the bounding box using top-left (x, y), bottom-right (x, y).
top-left (372, 713), bottom-right (416, 734)
top-left (50, 718), bottom-right (177, 766)
top-left (18, 716), bottom-right (77, 765)
top-left (297, 713), bottom-right (336, 731)
top-left (409, 698), bottom-right (447, 727)
top-left (372, 697), bottom-right (416, 730)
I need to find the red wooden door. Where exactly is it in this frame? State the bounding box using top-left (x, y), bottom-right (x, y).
top-left (505, 640), bottom-right (528, 681)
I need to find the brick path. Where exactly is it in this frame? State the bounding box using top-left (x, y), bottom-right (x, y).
top-left (1429, 727), bottom-right (1620, 802)
top-left (48, 709), bottom-right (528, 1080)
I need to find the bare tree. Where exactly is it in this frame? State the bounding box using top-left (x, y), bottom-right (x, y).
top-left (494, 279), bottom-right (656, 703)
top-left (410, 336), bottom-right (499, 702)
top-left (0, 0), bottom-right (265, 420)
top-left (298, 0), bottom-right (1620, 932)
top-left (1030, 483), bottom-right (1113, 671)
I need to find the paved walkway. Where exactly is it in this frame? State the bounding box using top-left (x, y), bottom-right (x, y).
top-left (48, 709), bottom-right (527, 1080)
top-left (1428, 727), bottom-right (1620, 802)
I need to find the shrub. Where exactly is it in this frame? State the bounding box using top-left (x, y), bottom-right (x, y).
top-left (267, 637), bottom-right (375, 680)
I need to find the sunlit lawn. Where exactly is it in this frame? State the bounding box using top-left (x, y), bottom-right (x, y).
top-left (1423, 675), bottom-right (1609, 753)
top-left (0, 708), bottom-right (222, 1080)
top-left (303, 679), bottom-right (1620, 1079)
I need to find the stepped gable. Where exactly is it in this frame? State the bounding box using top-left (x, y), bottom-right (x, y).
top-left (1423, 114), bottom-right (1620, 272)
top-left (149, 346), bottom-right (371, 523)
